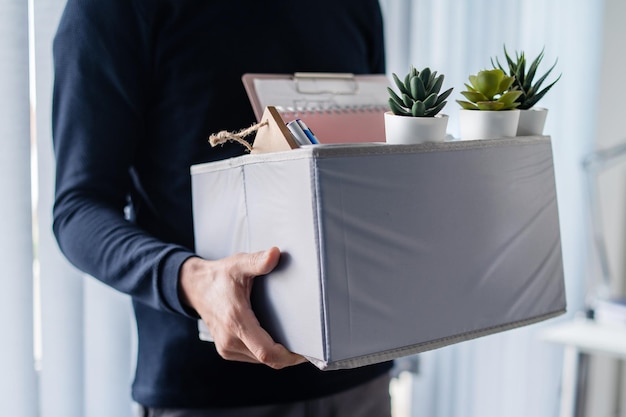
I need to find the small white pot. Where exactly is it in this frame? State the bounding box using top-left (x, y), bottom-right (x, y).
top-left (459, 109), bottom-right (520, 141)
top-left (517, 107), bottom-right (548, 136)
top-left (384, 112), bottom-right (449, 144)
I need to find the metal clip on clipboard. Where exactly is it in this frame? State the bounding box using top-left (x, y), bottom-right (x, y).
top-left (242, 72), bottom-right (388, 121)
top-left (293, 72), bottom-right (359, 95)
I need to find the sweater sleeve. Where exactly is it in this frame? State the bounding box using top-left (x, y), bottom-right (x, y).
top-left (51, 0), bottom-right (195, 317)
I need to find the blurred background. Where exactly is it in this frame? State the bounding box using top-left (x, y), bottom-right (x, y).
top-left (1, 0), bottom-right (624, 416)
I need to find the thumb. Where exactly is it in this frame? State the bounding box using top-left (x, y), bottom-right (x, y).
top-left (242, 247), bottom-right (281, 277)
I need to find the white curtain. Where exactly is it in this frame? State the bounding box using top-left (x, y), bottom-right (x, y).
top-left (32, 1), bottom-right (135, 417)
top-left (0, 0), bottom-right (37, 416)
top-left (379, 1), bottom-right (603, 416)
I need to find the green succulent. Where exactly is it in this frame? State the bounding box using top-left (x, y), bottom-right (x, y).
top-left (457, 69), bottom-right (522, 111)
top-left (387, 66), bottom-right (453, 117)
top-left (491, 46), bottom-right (561, 110)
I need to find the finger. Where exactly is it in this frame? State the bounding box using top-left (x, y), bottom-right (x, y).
top-left (205, 304), bottom-right (284, 365)
top-left (213, 338), bottom-right (262, 364)
top-left (234, 247), bottom-right (281, 279)
top-left (210, 310), bottom-right (306, 368)
top-left (237, 308), bottom-right (306, 369)
top-left (216, 336), bottom-right (305, 367)
top-left (209, 323), bottom-right (263, 364)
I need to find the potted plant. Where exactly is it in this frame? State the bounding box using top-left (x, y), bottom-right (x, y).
top-left (492, 46), bottom-right (561, 136)
top-left (385, 66), bottom-right (453, 144)
top-left (456, 68), bottom-right (522, 140)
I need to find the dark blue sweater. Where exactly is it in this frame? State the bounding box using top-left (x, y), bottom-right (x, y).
top-left (52, 0), bottom-right (391, 408)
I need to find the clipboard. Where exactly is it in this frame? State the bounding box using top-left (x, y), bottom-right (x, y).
top-left (242, 73), bottom-right (391, 144)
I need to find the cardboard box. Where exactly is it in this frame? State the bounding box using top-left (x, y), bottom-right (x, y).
top-left (191, 136), bottom-right (566, 370)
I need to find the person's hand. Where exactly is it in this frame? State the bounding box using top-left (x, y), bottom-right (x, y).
top-left (179, 247), bottom-right (306, 369)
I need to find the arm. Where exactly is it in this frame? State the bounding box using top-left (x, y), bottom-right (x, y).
top-left (52, 0), bottom-right (191, 314)
top-left (52, 0), bottom-right (302, 368)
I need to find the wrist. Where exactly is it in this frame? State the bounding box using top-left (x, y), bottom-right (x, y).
top-left (179, 256), bottom-right (206, 310)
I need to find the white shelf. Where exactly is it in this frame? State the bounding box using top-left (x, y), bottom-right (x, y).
top-left (540, 318), bottom-right (626, 359)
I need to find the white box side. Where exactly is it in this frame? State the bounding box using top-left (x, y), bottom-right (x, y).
top-left (243, 159), bottom-right (325, 360)
top-left (316, 138), bottom-right (565, 362)
top-left (192, 165), bottom-right (249, 258)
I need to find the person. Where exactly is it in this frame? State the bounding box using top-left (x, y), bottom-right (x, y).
top-left (52, 0), bottom-right (392, 415)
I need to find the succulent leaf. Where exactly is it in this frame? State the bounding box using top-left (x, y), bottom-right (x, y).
top-left (464, 83), bottom-right (477, 93)
top-left (461, 90), bottom-right (488, 103)
top-left (402, 93), bottom-right (414, 108)
top-left (435, 87), bottom-right (454, 106)
top-left (387, 87), bottom-right (404, 108)
top-left (419, 67), bottom-right (431, 87)
top-left (497, 90), bottom-right (523, 107)
top-left (525, 49), bottom-right (544, 86)
top-left (431, 74), bottom-right (444, 95)
top-left (393, 73), bottom-right (410, 96)
top-left (528, 59), bottom-right (559, 94)
top-left (426, 71), bottom-right (438, 91)
top-left (388, 98), bottom-right (411, 116)
top-left (476, 101), bottom-right (504, 111)
top-left (456, 100), bottom-right (479, 110)
top-left (468, 75), bottom-right (479, 91)
top-left (517, 55), bottom-right (527, 86)
top-left (497, 75), bottom-right (515, 93)
top-left (422, 92), bottom-right (438, 109)
top-left (521, 76), bottom-right (561, 109)
top-left (410, 76), bottom-right (426, 100)
top-left (404, 72), bottom-right (411, 91)
top-left (425, 100), bottom-right (447, 117)
top-left (411, 101), bottom-right (426, 117)
top-left (491, 56), bottom-right (505, 74)
top-left (504, 46), bottom-right (516, 71)
top-left (475, 69), bottom-right (504, 99)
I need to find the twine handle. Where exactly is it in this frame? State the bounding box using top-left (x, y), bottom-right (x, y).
top-left (208, 120), bottom-right (268, 153)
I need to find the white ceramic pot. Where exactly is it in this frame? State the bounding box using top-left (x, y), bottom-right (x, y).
top-left (459, 109), bottom-right (520, 141)
top-left (516, 107), bottom-right (548, 136)
top-left (384, 112), bottom-right (449, 144)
